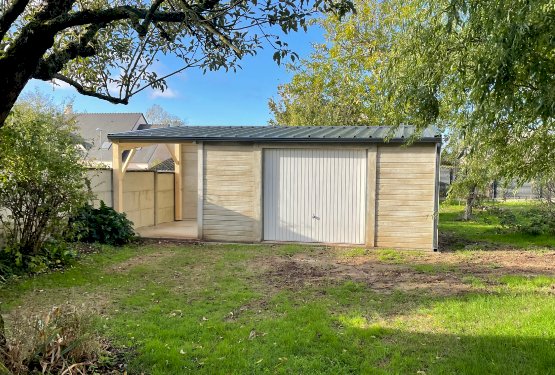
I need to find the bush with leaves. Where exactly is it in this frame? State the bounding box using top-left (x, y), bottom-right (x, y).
top-left (0, 96), bottom-right (90, 276)
top-left (70, 202), bottom-right (135, 246)
top-left (489, 205), bottom-right (555, 236)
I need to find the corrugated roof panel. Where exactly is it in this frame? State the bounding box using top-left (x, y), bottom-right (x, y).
top-left (108, 125), bottom-right (441, 144)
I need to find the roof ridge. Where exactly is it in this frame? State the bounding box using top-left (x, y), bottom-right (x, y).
top-left (74, 112), bottom-right (143, 116)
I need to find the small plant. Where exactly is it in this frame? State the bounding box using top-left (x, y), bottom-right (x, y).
top-left (0, 240), bottom-right (77, 279)
top-left (70, 201), bottom-right (135, 246)
top-left (0, 306), bottom-right (111, 374)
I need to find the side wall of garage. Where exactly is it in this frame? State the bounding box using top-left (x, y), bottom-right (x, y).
top-left (375, 145), bottom-right (438, 250)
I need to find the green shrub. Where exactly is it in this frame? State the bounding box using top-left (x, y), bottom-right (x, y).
top-left (489, 205), bottom-right (555, 236)
top-left (0, 97), bottom-right (90, 277)
top-left (0, 240), bottom-right (76, 278)
top-left (70, 202), bottom-right (135, 246)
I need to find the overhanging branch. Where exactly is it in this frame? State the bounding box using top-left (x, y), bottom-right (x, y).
top-left (34, 23), bottom-right (105, 80)
top-left (51, 74), bottom-right (129, 104)
top-left (46, 5), bottom-right (242, 57)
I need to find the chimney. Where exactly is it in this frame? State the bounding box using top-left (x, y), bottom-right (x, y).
top-left (64, 104), bottom-right (73, 115)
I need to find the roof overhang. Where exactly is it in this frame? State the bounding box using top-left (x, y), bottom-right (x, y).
top-left (108, 125), bottom-right (442, 144)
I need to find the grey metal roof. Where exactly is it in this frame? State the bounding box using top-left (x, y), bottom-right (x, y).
top-left (108, 125), bottom-right (441, 143)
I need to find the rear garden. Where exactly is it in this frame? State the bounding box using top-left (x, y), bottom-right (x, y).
top-left (2, 201), bottom-right (555, 374)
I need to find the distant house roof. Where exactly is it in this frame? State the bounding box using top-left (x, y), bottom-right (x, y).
top-left (73, 113), bottom-right (171, 168)
top-left (108, 125), bottom-right (441, 143)
top-left (150, 158), bottom-right (175, 172)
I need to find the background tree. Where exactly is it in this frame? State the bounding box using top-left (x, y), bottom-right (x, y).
top-left (0, 0), bottom-right (354, 127)
top-left (269, 0), bottom-right (413, 126)
top-left (0, 95), bottom-right (90, 274)
top-left (383, 0), bottom-right (555, 181)
top-left (146, 104), bottom-right (186, 126)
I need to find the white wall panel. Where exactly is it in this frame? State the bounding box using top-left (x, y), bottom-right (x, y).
top-left (263, 149), bottom-right (367, 244)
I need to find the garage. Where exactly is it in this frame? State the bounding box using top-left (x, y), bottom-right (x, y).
top-left (263, 148), bottom-right (367, 244)
top-left (108, 125), bottom-right (441, 250)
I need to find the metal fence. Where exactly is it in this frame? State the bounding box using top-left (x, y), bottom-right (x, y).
top-left (440, 166), bottom-right (541, 200)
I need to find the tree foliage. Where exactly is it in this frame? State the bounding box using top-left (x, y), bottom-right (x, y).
top-left (384, 0), bottom-right (555, 180)
top-left (269, 0), bottom-right (413, 126)
top-left (0, 96), bottom-right (90, 273)
top-left (0, 0), bottom-right (354, 127)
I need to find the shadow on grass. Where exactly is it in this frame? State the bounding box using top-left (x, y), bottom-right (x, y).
top-left (104, 282), bottom-right (555, 374)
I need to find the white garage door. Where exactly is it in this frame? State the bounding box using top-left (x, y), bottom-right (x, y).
top-left (263, 148), bottom-right (367, 244)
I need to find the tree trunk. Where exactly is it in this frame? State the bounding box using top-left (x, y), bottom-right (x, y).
top-left (463, 185), bottom-right (478, 220)
top-left (0, 28), bottom-right (56, 126)
top-left (0, 313), bottom-right (6, 349)
top-left (0, 0), bottom-right (74, 127)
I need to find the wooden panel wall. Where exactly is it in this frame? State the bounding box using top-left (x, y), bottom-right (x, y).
top-left (123, 171), bottom-right (155, 228)
top-left (202, 143), bottom-right (259, 241)
top-left (375, 145), bottom-right (436, 250)
top-left (155, 172), bottom-right (175, 225)
top-left (181, 143), bottom-right (198, 220)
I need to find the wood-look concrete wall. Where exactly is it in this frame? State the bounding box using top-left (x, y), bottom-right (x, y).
top-left (122, 171), bottom-right (155, 228)
top-left (87, 169), bottom-right (175, 229)
top-left (375, 145), bottom-right (437, 250)
top-left (200, 143), bottom-right (261, 242)
top-left (181, 143), bottom-right (198, 220)
top-left (155, 173), bottom-right (175, 225)
top-left (87, 170), bottom-right (113, 208)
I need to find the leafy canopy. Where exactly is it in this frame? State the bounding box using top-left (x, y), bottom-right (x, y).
top-left (0, 0), bottom-right (354, 126)
top-left (269, 0), bottom-right (414, 126)
top-left (384, 0), bottom-right (555, 180)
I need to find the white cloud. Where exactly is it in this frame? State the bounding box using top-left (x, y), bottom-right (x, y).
top-left (150, 88), bottom-right (179, 99)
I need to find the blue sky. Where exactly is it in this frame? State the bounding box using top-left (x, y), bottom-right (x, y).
top-left (23, 25), bottom-right (324, 126)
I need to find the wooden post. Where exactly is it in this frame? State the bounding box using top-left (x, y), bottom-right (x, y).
top-left (365, 145), bottom-right (378, 247)
top-left (112, 142), bottom-right (124, 212)
top-left (252, 145), bottom-right (263, 241)
top-left (197, 142), bottom-right (204, 240)
top-left (174, 144), bottom-right (183, 221)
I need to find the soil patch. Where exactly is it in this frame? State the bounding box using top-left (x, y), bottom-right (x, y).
top-left (256, 248), bottom-right (555, 296)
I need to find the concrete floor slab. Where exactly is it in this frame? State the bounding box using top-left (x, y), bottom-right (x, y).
top-left (136, 220), bottom-right (197, 239)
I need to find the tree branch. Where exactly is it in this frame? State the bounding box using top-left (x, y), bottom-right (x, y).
top-left (46, 5), bottom-right (242, 57)
top-left (0, 0), bottom-right (31, 39)
top-left (34, 23), bottom-right (105, 80)
top-left (46, 6), bottom-right (187, 31)
top-left (137, 0), bottom-right (165, 37)
top-left (178, 0), bottom-right (243, 57)
top-left (51, 73), bottom-right (129, 104)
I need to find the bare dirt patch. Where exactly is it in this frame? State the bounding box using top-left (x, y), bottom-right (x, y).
top-left (108, 250), bottom-right (178, 273)
top-left (256, 248), bottom-right (555, 296)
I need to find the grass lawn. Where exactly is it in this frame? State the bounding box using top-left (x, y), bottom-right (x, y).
top-left (2, 201), bottom-right (555, 374)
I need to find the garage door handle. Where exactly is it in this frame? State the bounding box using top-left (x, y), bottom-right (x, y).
top-left (312, 214), bottom-right (320, 220)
